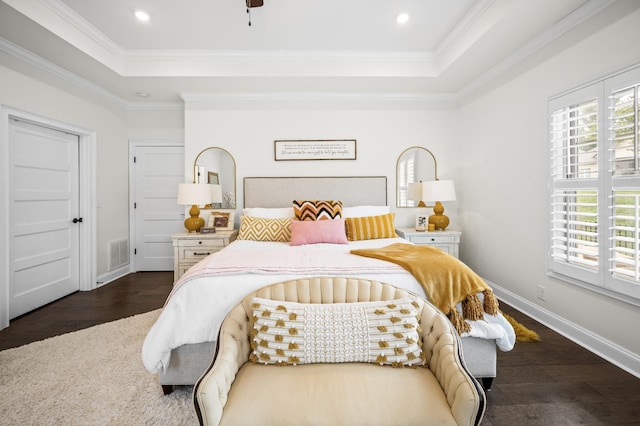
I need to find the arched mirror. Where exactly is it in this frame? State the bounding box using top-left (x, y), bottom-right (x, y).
top-left (193, 147), bottom-right (237, 208)
top-left (396, 146), bottom-right (437, 207)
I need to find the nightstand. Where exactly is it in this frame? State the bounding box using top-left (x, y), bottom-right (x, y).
top-left (172, 230), bottom-right (238, 282)
top-left (395, 228), bottom-right (461, 259)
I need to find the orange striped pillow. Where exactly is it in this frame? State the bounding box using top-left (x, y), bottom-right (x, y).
top-left (345, 213), bottom-right (397, 241)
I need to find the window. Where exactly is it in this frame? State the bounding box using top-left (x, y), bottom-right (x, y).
top-left (548, 65), bottom-right (640, 303)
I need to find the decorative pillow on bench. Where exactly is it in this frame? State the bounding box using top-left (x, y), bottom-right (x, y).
top-left (249, 297), bottom-right (424, 367)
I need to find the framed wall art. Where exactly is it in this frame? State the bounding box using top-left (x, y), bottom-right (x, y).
top-left (274, 139), bottom-right (357, 161)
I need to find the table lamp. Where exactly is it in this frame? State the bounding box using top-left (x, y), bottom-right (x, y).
top-left (422, 180), bottom-right (456, 231)
top-left (205, 184), bottom-right (223, 209)
top-left (211, 184), bottom-right (223, 208)
top-left (407, 182), bottom-right (426, 207)
top-left (177, 183), bottom-right (211, 233)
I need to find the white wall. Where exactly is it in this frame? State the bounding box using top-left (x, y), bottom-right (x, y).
top-left (0, 66), bottom-right (184, 278)
top-left (183, 104), bottom-right (459, 228)
top-left (0, 65), bottom-right (128, 278)
top-left (457, 8), bottom-right (640, 368)
top-left (126, 109), bottom-right (184, 141)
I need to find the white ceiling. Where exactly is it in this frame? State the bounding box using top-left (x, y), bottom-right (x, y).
top-left (0, 0), bottom-right (627, 107)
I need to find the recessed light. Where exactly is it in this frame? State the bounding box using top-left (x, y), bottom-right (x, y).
top-left (396, 13), bottom-right (409, 24)
top-left (135, 10), bottom-right (150, 22)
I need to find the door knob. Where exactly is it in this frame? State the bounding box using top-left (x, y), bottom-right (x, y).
top-left (72, 218), bottom-right (83, 223)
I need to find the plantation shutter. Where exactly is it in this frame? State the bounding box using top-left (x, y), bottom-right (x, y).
top-left (548, 92), bottom-right (599, 281)
top-left (609, 83), bottom-right (640, 286)
top-left (549, 64), bottom-right (640, 302)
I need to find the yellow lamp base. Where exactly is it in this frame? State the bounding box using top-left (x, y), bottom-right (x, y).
top-left (184, 204), bottom-right (205, 233)
top-left (429, 201), bottom-right (450, 231)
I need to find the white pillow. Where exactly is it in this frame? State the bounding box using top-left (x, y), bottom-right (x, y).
top-left (242, 207), bottom-right (294, 219)
top-left (342, 205), bottom-right (390, 218)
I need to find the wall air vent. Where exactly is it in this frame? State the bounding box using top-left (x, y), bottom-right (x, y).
top-left (108, 238), bottom-right (130, 271)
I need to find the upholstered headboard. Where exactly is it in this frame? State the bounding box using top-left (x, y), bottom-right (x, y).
top-left (243, 176), bottom-right (387, 208)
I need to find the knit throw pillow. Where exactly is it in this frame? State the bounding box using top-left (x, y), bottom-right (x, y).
top-left (293, 200), bottom-right (343, 221)
top-left (250, 297), bottom-right (424, 367)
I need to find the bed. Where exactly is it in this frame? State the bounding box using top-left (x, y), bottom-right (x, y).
top-left (142, 176), bottom-right (515, 394)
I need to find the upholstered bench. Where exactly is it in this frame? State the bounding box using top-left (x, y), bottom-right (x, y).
top-left (194, 277), bottom-right (486, 425)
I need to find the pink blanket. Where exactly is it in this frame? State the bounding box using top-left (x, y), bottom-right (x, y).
top-left (168, 245), bottom-right (407, 302)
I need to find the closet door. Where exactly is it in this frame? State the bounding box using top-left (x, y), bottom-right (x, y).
top-left (133, 145), bottom-right (185, 271)
top-left (9, 119), bottom-right (80, 318)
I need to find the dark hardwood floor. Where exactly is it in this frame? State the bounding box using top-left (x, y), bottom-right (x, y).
top-left (0, 271), bottom-right (173, 351)
top-left (1, 271), bottom-right (639, 425)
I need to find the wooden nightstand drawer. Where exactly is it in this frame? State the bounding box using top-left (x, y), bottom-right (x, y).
top-left (177, 238), bottom-right (226, 249)
top-left (395, 228), bottom-right (461, 259)
top-left (172, 230), bottom-right (238, 282)
top-left (181, 248), bottom-right (216, 259)
top-left (409, 235), bottom-right (456, 245)
top-left (177, 264), bottom-right (195, 278)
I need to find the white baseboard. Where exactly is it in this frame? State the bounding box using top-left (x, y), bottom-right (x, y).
top-left (488, 279), bottom-right (640, 380)
top-left (94, 265), bottom-right (130, 289)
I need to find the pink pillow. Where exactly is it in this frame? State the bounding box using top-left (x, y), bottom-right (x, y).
top-left (290, 218), bottom-right (348, 246)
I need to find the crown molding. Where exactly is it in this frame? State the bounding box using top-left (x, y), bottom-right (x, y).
top-left (181, 91), bottom-right (458, 110)
top-left (41, 0), bottom-right (123, 56)
top-left (437, 0), bottom-right (496, 56)
top-left (181, 92), bottom-right (455, 101)
top-left (0, 36), bottom-right (182, 110)
top-left (126, 102), bottom-right (183, 111)
top-left (0, 36), bottom-right (126, 106)
top-left (457, 0), bottom-right (616, 101)
top-left (434, 0), bottom-right (500, 73)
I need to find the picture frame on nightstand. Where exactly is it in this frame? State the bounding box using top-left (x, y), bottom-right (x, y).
top-left (208, 211), bottom-right (235, 230)
top-left (415, 214), bottom-right (428, 231)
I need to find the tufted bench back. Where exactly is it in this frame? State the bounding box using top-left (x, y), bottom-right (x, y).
top-left (196, 276), bottom-right (484, 426)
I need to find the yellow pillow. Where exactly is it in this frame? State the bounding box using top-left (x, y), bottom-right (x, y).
top-left (345, 213), bottom-right (397, 241)
top-left (238, 216), bottom-right (292, 242)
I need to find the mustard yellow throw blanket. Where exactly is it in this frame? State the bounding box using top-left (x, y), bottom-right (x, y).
top-left (351, 243), bottom-right (499, 334)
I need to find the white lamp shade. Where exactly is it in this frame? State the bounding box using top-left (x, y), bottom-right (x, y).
top-left (407, 182), bottom-right (423, 201)
top-left (210, 184), bottom-right (223, 203)
top-left (422, 180), bottom-right (456, 202)
top-left (177, 183), bottom-right (211, 205)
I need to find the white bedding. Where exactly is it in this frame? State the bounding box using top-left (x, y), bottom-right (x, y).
top-left (142, 238), bottom-right (515, 374)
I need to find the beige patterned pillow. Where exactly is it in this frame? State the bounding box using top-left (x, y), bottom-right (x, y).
top-left (238, 216), bottom-right (292, 242)
top-left (249, 297), bottom-right (424, 367)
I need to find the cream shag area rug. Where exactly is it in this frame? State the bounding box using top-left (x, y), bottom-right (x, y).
top-left (0, 310), bottom-right (197, 425)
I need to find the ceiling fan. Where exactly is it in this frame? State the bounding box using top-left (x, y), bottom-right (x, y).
top-left (245, 0), bottom-right (263, 26)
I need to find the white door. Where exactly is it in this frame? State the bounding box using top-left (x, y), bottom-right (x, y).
top-left (9, 119), bottom-right (80, 318)
top-left (133, 145), bottom-right (185, 270)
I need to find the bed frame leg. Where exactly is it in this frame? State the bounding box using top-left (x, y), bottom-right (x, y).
top-left (481, 377), bottom-right (494, 391)
top-left (162, 385), bottom-right (173, 395)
